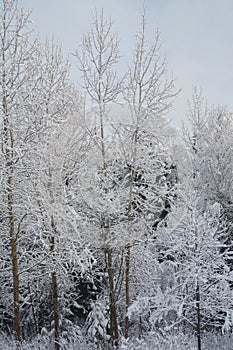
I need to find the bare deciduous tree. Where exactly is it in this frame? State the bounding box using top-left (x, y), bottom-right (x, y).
top-left (76, 9), bottom-right (123, 348)
top-left (123, 10), bottom-right (178, 338)
top-left (0, 1), bottom-right (40, 346)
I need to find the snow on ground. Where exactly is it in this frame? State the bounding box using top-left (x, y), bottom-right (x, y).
top-left (1, 331), bottom-right (233, 350)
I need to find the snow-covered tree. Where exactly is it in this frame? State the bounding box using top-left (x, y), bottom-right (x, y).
top-left (184, 88), bottom-right (233, 270)
top-left (122, 10), bottom-right (178, 339)
top-left (0, 1), bottom-right (81, 348)
top-left (0, 0), bottom-right (41, 345)
top-left (75, 9), bottom-right (123, 347)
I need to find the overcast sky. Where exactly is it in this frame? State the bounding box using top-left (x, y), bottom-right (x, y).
top-left (18, 0), bottom-right (233, 127)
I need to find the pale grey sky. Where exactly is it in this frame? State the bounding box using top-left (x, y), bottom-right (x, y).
top-left (18, 0), bottom-right (233, 127)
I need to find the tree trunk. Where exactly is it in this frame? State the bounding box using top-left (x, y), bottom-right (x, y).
top-left (196, 281), bottom-right (201, 350)
top-left (11, 229), bottom-right (21, 347)
top-left (28, 283), bottom-right (39, 334)
top-left (52, 269), bottom-right (59, 350)
top-left (125, 244), bottom-right (130, 339)
top-left (2, 40), bottom-right (22, 345)
top-left (8, 169), bottom-right (22, 346)
top-left (50, 225), bottom-right (60, 350)
top-left (107, 248), bottom-right (119, 349)
top-left (125, 127), bottom-right (139, 339)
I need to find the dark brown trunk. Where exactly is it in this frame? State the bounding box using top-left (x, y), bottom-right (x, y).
top-left (50, 230), bottom-right (60, 350)
top-left (8, 175), bottom-right (22, 347)
top-left (107, 248), bottom-right (119, 349)
top-left (52, 270), bottom-right (59, 350)
top-left (139, 316), bottom-right (143, 339)
top-left (28, 283), bottom-right (39, 334)
top-left (112, 303), bottom-right (119, 349)
top-left (125, 128), bottom-right (138, 339)
top-left (125, 244), bottom-right (130, 339)
top-left (11, 236), bottom-right (21, 347)
top-left (196, 281), bottom-right (201, 350)
top-left (3, 47), bottom-right (22, 345)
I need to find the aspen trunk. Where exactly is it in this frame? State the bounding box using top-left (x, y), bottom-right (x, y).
top-left (125, 244), bottom-right (130, 339)
top-left (2, 34), bottom-right (22, 345)
top-left (125, 128), bottom-right (138, 339)
top-left (11, 228), bottom-right (21, 346)
top-left (107, 248), bottom-right (119, 349)
top-left (52, 269), bottom-right (59, 350)
top-left (6, 148), bottom-right (22, 346)
top-left (50, 220), bottom-right (60, 350)
top-left (196, 281), bottom-right (201, 350)
top-left (8, 176), bottom-right (22, 346)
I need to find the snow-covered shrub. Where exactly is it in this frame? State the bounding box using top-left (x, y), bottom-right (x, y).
top-left (84, 297), bottom-right (110, 348)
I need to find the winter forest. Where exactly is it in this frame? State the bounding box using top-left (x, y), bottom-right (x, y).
top-left (0, 1), bottom-right (233, 349)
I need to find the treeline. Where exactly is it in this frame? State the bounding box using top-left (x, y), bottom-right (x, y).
top-left (0, 1), bottom-right (233, 350)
